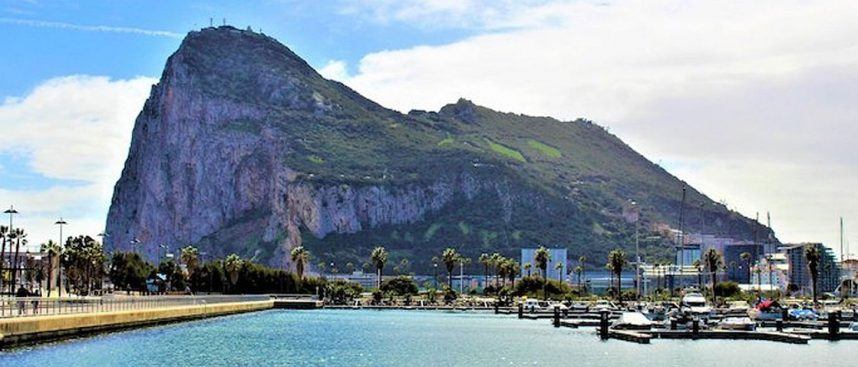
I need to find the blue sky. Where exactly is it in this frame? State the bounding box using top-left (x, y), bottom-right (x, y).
top-left (0, 1), bottom-right (471, 97)
top-left (1, 0), bottom-right (856, 257)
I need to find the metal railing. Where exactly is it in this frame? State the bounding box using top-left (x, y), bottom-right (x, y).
top-left (0, 294), bottom-right (271, 319)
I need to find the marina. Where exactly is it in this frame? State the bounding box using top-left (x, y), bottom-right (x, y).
top-left (3, 309), bottom-right (858, 367)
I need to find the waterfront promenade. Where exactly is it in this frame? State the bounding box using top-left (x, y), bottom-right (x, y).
top-left (0, 295), bottom-right (320, 348)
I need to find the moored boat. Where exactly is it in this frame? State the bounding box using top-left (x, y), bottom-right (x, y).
top-left (718, 317), bottom-right (757, 331)
top-left (612, 312), bottom-right (654, 330)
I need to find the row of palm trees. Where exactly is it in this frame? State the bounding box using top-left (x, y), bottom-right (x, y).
top-left (477, 252), bottom-right (521, 289)
top-left (0, 225), bottom-right (29, 293)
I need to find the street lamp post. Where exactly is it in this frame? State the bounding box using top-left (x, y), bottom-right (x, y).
top-left (130, 238), bottom-right (141, 254)
top-left (54, 218), bottom-right (67, 298)
top-left (433, 263), bottom-right (438, 289)
top-left (631, 200), bottom-right (641, 297)
top-left (159, 244), bottom-right (168, 264)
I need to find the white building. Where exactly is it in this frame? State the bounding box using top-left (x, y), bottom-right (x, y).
top-left (520, 248), bottom-right (567, 281)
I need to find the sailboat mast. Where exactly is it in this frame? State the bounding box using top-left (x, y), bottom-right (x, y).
top-left (676, 186), bottom-right (687, 292)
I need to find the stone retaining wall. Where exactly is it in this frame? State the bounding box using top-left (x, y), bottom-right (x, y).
top-left (0, 300), bottom-right (274, 348)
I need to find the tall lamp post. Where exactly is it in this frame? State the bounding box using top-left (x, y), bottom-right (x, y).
top-left (630, 200), bottom-right (641, 297)
top-left (130, 237), bottom-right (141, 253)
top-left (54, 217), bottom-right (67, 297)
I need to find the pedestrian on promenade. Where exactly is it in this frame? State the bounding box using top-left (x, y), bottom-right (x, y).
top-left (31, 289), bottom-right (41, 314)
top-left (16, 286), bottom-right (29, 315)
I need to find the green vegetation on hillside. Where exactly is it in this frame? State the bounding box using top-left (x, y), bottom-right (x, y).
top-left (527, 139), bottom-right (562, 158)
top-left (486, 139), bottom-right (526, 162)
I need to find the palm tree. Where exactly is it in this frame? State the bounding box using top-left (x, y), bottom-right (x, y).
top-left (479, 253), bottom-right (490, 289)
top-left (805, 244), bottom-right (821, 304)
top-left (41, 240), bottom-right (61, 297)
top-left (507, 259), bottom-right (520, 287)
top-left (573, 265), bottom-right (583, 287)
top-left (497, 258), bottom-right (509, 287)
top-left (703, 248), bottom-right (723, 304)
top-left (291, 246), bottom-right (309, 280)
top-left (524, 262), bottom-right (532, 277)
top-left (740, 252), bottom-right (752, 283)
top-left (224, 254), bottom-right (243, 291)
top-left (490, 252), bottom-right (502, 285)
top-left (578, 256), bottom-right (587, 290)
top-left (554, 262), bottom-right (564, 282)
top-left (608, 249), bottom-right (627, 302)
top-left (370, 246), bottom-right (388, 289)
top-left (692, 259), bottom-right (703, 288)
top-left (441, 248), bottom-right (459, 289)
top-left (10, 228), bottom-right (26, 292)
top-left (180, 246), bottom-right (199, 291)
top-left (534, 246), bottom-right (551, 299)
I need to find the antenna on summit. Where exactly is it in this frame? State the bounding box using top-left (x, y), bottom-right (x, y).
top-left (209, 18), bottom-right (213, 27)
top-left (223, 18), bottom-right (226, 26)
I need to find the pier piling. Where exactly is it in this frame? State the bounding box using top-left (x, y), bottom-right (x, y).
top-left (692, 318), bottom-right (700, 340)
top-left (553, 306), bottom-right (560, 328)
top-left (494, 302), bottom-right (499, 315)
top-left (518, 304), bottom-right (523, 319)
top-left (828, 311), bottom-right (840, 340)
top-left (776, 319), bottom-right (783, 332)
top-left (599, 311), bottom-right (609, 340)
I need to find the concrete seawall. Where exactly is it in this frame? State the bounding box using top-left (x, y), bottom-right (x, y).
top-left (0, 300), bottom-right (274, 348)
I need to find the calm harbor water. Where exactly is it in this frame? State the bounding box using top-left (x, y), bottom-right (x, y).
top-left (1, 309), bottom-right (854, 366)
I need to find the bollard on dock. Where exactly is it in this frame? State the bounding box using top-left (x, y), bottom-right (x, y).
top-left (599, 311), bottom-right (609, 340)
top-left (553, 306), bottom-right (560, 328)
top-left (692, 318), bottom-right (700, 340)
top-left (828, 311), bottom-right (840, 340)
top-left (670, 319), bottom-right (677, 330)
top-left (776, 319), bottom-right (783, 332)
top-left (494, 302), bottom-right (499, 314)
top-left (518, 303), bottom-right (524, 319)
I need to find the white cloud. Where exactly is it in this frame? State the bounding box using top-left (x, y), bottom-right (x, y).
top-left (318, 59), bottom-right (350, 81)
top-left (340, 0), bottom-right (559, 30)
top-left (0, 17), bottom-right (184, 38)
top-left (336, 0), bottom-right (858, 254)
top-left (0, 75), bottom-right (155, 249)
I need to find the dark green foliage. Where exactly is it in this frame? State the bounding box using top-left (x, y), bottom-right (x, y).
top-left (109, 252), bottom-right (153, 293)
top-left (380, 276), bottom-right (418, 296)
top-left (325, 279), bottom-right (363, 305)
top-left (62, 235), bottom-right (106, 296)
top-left (512, 276), bottom-right (571, 299)
top-left (714, 281), bottom-right (740, 297)
top-left (443, 286), bottom-right (458, 304)
top-left (188, 259), bottom-right (323, 294)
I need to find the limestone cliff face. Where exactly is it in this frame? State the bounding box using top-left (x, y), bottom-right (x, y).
top-left (105, 27), bottom-right (516, 266)
top-left (106, 26), bottom-right (775, 271)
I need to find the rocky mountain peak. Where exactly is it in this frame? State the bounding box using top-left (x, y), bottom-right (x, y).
top-left (438, 98), bottom-right (479, 123)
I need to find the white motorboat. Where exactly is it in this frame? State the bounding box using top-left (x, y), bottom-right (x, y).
top-left (612, 312), bottom-right (654, 330)
top-left (592, 300), bottom-right (616, 312)
top-left (681, 292), bottom-right (714, 319)
top-left (718, 317), bottom-right (756, 331)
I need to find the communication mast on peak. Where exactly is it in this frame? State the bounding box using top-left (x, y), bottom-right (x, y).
top-left (209, 18), bottom-right (213, 28)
